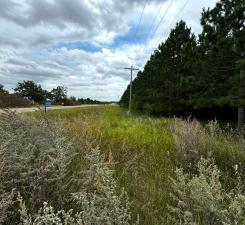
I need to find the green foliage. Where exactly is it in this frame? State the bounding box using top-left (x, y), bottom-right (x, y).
top-left (51, 85), bottom-right (67, 103)
top-left (32, 106), bottom-right (245, 224)
top-left (120, 20), bottom-right (198, 115)
top-left (198, 0), bottom-right (244, 109)
top-left (31, 106), bottom-right (176, 224)
top-left (1, 81), bottom-right (104, 107)
top-left (18, 148), bottom-right (132, 225)
top-left (3, 106), bottom-right (245, 224)
top-left (168, 158), bottom-right (245, 225)
top-left (120, 0), bottom-right (245, 126)
top-left (14, 80), bottom-right (47, 103)
top-left (77, 97), bottom-right (104, 104)
top-left (0, 109), bottom-right (132, 224)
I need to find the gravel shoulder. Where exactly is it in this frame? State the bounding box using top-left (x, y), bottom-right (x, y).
top-left (0, 105), bottom-right (100, 113)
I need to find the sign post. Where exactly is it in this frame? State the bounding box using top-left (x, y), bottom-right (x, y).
top-left (44, 99), bottom-right (52, 113)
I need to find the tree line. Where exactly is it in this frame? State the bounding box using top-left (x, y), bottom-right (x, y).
top-left (0, 80), bottom-right (103, 107)
top-left (120, 0), bottom-right (244, 128)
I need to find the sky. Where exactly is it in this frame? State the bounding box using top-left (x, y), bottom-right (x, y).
top-left (0, 0), bottom-right (218, 101)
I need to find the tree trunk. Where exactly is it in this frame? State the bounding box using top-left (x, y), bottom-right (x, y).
top-left (238, 106), bottom-right (244, 130)
top-left (237, 51), bottom-right (245, 132)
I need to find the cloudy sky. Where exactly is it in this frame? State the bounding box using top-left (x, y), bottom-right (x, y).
top-left (0, 0), bottom-right (218, 101)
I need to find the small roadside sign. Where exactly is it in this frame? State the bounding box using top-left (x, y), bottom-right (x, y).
top-left (44, 99), bottom-right (52, 112)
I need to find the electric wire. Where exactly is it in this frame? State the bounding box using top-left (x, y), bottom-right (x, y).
top-left (152, 0), bottom-right (191, 53)
top-left (136, 0), bottom-right (175, 61)
top-left (140, 0), bottom-right (191, 60)
top-left (135, 0), bottom-right (167, 56)
top-left (133, 0), bottom-right (149, 44)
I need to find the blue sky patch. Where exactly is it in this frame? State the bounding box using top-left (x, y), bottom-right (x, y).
top-left (50, 24), bottom-right (150, 52)
top-left (109, 24), bottom-right (149, 49)
top-left (53, 41), bottom-right (102, 52)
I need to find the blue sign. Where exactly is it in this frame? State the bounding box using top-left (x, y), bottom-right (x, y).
top-left (44, 100), bottom-right (52, 108)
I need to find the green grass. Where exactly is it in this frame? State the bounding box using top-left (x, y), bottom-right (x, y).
top-left (28, 106), bottom-right (175, 224)
top-left (27, 105), bottom-right (245, 225)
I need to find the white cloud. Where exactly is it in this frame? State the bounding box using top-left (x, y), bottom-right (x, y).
top-left (0, 0), bottom-right (218, 101)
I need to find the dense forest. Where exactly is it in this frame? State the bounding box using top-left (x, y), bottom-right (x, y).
top-left (120, 0), bottom-right (244, 127)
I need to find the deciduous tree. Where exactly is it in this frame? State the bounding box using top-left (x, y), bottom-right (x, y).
top-left (14, 80), bottom-right (46, 103)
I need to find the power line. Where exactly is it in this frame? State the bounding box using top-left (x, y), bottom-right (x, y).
top-left (152, 0), bottom-right (191, 54)
top-left (136, 0), bottom-right (175, 60)
top-left (140, 0), bottom-right (191, 60)
top-left (135, 0), bottom-right (167, 56)
top-left (133, 0), bottom-right (149, 42)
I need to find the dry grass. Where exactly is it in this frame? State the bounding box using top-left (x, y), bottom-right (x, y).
top-left (26, 106), bottom-right (245, 225)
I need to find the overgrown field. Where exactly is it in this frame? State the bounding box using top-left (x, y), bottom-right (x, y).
top-left (0, 106), bottom-right (244, 224)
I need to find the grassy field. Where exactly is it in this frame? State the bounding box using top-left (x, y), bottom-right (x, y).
top-left (26, 105), bottom-right (244, 224)
top-left (29, 106), bottom-right (174, 224)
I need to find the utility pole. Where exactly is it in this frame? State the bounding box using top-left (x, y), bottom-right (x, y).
top-left (124, 65), bottom-right (139, 116)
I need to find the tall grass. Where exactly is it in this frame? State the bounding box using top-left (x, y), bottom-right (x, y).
top-left (30, 107), bottom-right (175, 224)
top-left (0, 110), bottom-right (132, 224)
top-left (28, 106), bottom-right (245, 224)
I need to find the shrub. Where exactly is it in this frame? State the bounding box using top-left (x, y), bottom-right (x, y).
top-left (71, 148), bottom-right (131, 224)
top-left (18, 197), bottom-right (75, 225)
top-left (168, 158), bottom-right (245, 225)
top-left (169, 118), bottom-right (245, 183)
top-left (17, 149), bottom-right (132, 225)
top-left (169, 118), bottom-right (210, 168)
top-left (25, 106), bottom-right (245, 224)
top-left (0, 191), bottom-right (15, 223)
top-left (0, 93), bottom-right (33, 108)
top-left (0, 111), bottom-right (132, 224)
top-left (62, 98), bottom-right (81, 106)
top-left (0, 111), bottom-right (77, 222)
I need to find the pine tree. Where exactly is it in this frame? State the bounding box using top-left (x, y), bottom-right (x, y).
top-left (120, 21), bottom-right (198, 116)
top-left (199, 0), bottom-right (245, 128)
top-left (120, 0), bottom-right (244, 125)
top-left (157, 20), bottom-right (198, 114)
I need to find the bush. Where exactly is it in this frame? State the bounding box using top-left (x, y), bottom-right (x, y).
top-left (0, 191), bottom-right (15, 224)
top-left (18, 106), bottom-right (245, 224)
top-left (0, 93), bottom-right (33, 108)
top-left (62, 98), bottom-right (81, 106)
top-left (18, 148), bottom-right (132, 225)
top-left (0, 111), bottom-right (77, 223)
top-left (0, 111), bottom-right (132, 224)
top-left (169, 118), bottom-right (245, 186)
top-left (169, 118), bottom-right (210, 168)
top-left (168, 158), bottom-right (245, 225)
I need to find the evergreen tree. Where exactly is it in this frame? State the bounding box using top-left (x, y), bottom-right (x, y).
top-left (198, 0), bottom-right (244, 127)
top-left (121, 21), bottom-right (198, 116)
top-left (120, 0), bottom-right (244, 127)
top-left (157, 20), bottom-right (198, 114)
